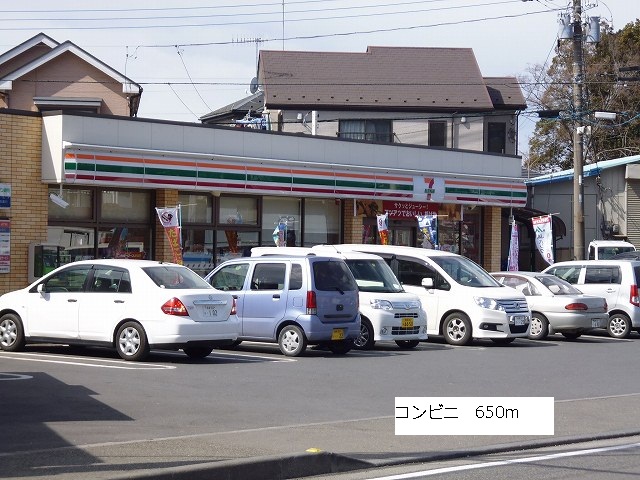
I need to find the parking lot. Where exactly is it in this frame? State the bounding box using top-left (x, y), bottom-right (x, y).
top-left (2, 333), bottom-right (640, 479)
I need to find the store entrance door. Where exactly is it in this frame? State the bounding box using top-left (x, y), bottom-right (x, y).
top-left (389, 227), bottom-right (414, 246)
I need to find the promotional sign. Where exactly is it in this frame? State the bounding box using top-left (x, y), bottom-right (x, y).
top-left (155, 207), bottom-right (183, 264)
top-left (507, 222), bottom-right (519, 271)
top-left (532, 215), bottom-right (554, 265)
top-left (417, 214), bottom-right (438, 249)
top-left (0, 219), bottom-right (9, 273)
top-left (377, 213), bottom-right (389, 245)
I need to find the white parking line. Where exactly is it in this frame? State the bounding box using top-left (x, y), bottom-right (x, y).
top-left (0, 373), bottom-right (33, 380)
top-left (369, 441), bottom-right (640, 479)
top-left (0, 352), bottom-right (175, 370)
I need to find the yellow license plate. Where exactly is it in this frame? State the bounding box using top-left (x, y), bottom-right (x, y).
top-left (401, 318), bottom-right (414, 328)
top-left (331, 328), bottom-right (345, 340)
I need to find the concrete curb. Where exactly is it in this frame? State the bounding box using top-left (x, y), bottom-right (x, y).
top-left (115, 451), bottom-right (372, 480)
top-left (114, 430), bottom-right (640, 480)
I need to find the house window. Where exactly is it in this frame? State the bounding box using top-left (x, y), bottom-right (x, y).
top-left (338, 120), bottom-right (392, 142)
top-left (428, 121), bottom-right (447, 147)
top-left (487, 122), bottom-right (507, 153)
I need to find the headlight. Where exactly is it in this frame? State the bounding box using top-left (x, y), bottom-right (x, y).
top-left (370, 299), bottom-right (394, 310)
top-left (473, 296), bottom-right (505, 311)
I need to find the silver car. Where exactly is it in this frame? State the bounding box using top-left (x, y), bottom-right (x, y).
top-left (491, 272), bottom-right (608, 340)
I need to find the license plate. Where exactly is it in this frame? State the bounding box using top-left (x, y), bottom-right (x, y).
top-left (201, 305), bottom-right (219, 318)
top-left (401, 318), bottom-right (414, 328)
top-left (331, 328), bottom-right (345, 340)
top-left (512, 315), bottom-right (526, 326)
top-left (592, 318), bottom-right (604, 328)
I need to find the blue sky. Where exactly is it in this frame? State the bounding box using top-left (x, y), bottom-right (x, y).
top-left (0, 0), bottom-right (636, 156)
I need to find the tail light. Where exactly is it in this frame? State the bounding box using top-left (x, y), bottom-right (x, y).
top-left (161, 298), bottom-right (189, 316)
top-left (631, 285), bottom-right (639, 307)
top-left (565, 303), bottom-right (588, 311)
top-left (306, 291), bottom-right (317, 315)
top-left (231, 297), bottom-right (237, 315)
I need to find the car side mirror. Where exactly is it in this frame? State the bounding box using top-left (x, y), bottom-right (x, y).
top-left (37, 283), bottom-right (45, 295)
top-left (421, 277), bottom-right (434, 289)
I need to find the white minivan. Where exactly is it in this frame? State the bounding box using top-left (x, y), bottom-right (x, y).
top-left (252, 246), bottom-right (428, 349)
top-left (328, 244), bottom-right (531, 346)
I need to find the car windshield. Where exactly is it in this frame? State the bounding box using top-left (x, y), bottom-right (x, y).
top-left (143, 265), bottom-right (212, 289)
top-left (430, 255), bottom-right (501, 287)
top-left (535, 275), bottom-right (582, 295)
top-left (599, 246), bottom-right (635, 259)
top-left (345, 259), bottom-right (404, 293)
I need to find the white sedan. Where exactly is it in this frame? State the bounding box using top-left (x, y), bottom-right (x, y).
top-left (0, 259), bottom-right (240, 361)
top-left (491, 271), bottom-right (608, 340)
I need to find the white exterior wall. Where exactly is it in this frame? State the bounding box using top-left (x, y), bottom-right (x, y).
top-left (43, 113), bottom-right (524, 183)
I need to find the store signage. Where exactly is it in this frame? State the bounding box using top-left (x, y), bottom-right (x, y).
top-left (382, 201), bottom-right (438, 219)
top-left (0, 219), bottom-right (10, 273)
top-left (0, 184), bottom-right (11, 208)
top-left (413, 176), bottom-right (445, 202)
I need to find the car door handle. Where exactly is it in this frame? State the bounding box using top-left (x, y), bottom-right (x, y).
top-left (114, 300), bottom-right (125, 303)
top-left (67, 299), bottom-right (78, 303)
top-left (272, 294), bottom-right (280, 299)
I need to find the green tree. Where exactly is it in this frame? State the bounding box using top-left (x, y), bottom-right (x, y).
top-left (522, 20), bottom-right (640, 172)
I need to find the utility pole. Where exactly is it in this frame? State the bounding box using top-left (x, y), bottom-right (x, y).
top-left (571, 0), bottom-right (585, 260)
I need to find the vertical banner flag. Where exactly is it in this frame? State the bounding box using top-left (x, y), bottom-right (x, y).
top-left (417, 214), bottom-right (438, 249)
top-left (507, 222), bottom-right (519, 271)
top-left (532, 215), bottom-right (554, 265)
top-left (156, 207), bottom-right (183, 264)
top-left (377, 213), bottom-right (389, 245)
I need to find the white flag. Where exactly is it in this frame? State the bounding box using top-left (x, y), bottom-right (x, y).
top-left (532, 215), bottom-right (554, 265)
top-left (507, 223), bottom-right (519, 271)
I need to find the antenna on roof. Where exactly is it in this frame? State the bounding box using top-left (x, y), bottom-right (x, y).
top-left (249, 77), bottom-right (260, 94)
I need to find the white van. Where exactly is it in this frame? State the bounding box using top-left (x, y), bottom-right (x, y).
top-left (251, 247), bottom-right (428, 349)
top-left (328, 244), bottom-right (531, 346)
top-left (587, 240), bottom-right (636, 260)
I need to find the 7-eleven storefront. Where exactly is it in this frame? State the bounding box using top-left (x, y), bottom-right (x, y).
top-left (0, 111), bottom-right (526, 291)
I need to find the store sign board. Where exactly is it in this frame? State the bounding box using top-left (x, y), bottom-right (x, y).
top-left (0, 219), bottom-right (10, 273)
top-left (0, 184), bottom-right (11, 208)
top-left (382, 201), bottom-right (438, 219)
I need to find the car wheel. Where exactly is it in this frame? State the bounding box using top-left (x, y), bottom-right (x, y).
top-left (116, 321), bottom-right (150, 361)
top-left (354, 318), bottom-right (375, 350)
top-left (443, 312), bottom-right (472, 346)
top-left (395, 340), bottom-right (420, 349)
top-left (607, 313), bottom-right (631, 339)
top-left (277, 325), bottom-right (307, 357)
top-left (561, 332), bottom-right (582, 340)
top-left (0, 313), bottom-right (26, 352)
top-left (491, 337), bottom-right (516, 345)
top-left (327, 339), bottom-right (354, 355)
top-left (183, 346), bottom-right (214, 359)
top-left (529, 313), bottom-right (549, 340)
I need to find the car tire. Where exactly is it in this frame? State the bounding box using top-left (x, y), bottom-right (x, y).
top-left (561, 331), bottom-right (582, 340)
top-left (354, 318), bottom-right (375, 350)
top-left (529, 313), bottom-right (549, 340)
top-left (277, 324), bottom-right (307, 357)
top-left (607, 313), bottom-right (631, 339)
top-left (116, 321), bottom-right (150, 361)
top-left (183, 346), bottom-right (214, 359)
top-left (395, 340), bottom-right (420, 349)
top-left (328, 339), bottom-right (354, 355)
top-left (491, 337), bottom-right (516, 345)
top-left (443, 312), bottom-right (472, 346)
top-left (0, 313), bottom-right (26, 352)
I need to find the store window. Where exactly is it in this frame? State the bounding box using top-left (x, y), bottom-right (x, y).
top-left (262, 197), bottom-right (301, 247)
top-left (179, 193), bottom-right (213, 223)
top-left (219, 196), bottom-right (258, 225)
top-left (304, 198), bottom-right (340, 246)
top-left (48, 187), bottom-right (93, 221)
top-left (47, 186), bottom-right (152, 265)
top-left (216, 230), bottom-right (258, 264)
top-left (100, 190), bottom-right (150, 222)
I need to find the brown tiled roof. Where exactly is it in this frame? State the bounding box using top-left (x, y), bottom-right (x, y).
top-left (484, 77), bottom-right (527, 109)
top-left (257, 46), bottom-right (496, 111)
